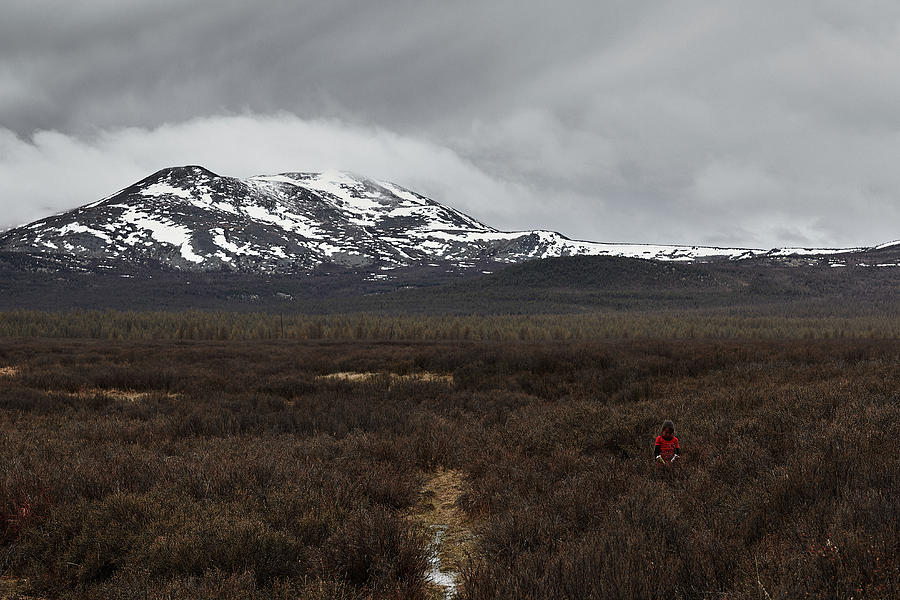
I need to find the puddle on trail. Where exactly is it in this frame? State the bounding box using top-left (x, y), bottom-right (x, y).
top-left (316, 371), bottom-right (453, 385)
top-left (426, 526), bottom-right (457, 594)
top-left (409, 468), bottom-right (476, 599)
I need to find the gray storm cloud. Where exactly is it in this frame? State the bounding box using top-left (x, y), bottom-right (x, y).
top-left (1, 0), bottom-right (898, 248)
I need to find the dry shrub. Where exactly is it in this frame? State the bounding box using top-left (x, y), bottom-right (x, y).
top-left (0, 336), bottom-right (897, 598)
top-left (322, 505), bottom-right (429, 597)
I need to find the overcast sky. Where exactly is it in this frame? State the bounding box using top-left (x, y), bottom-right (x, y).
top-left (1, 0), bottom-right (898, 248)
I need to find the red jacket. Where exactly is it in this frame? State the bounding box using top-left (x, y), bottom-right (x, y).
top-left (655, 435), bottom-right (679, 460)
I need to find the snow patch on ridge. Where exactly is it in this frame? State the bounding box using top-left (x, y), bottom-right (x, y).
top-left (376, 180), bottom-right (429, 205)
top-left (141, 182), bottom-right (193, 199)
top-left (117, 206), bottom-right (204, 263)
top-left (211, 228), bottom-right (261, 257)
top-left (57, 222), bottom-right (113, 243)
top-left (242, 205), bottom-right (324, 239)
top-left (766, 247), bottom-right (863, 257)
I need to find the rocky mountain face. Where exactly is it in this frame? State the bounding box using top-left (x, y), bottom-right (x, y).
top-left (0, 165), bottom-right (870, 274)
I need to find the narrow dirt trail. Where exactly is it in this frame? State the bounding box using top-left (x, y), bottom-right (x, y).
top-left (408, 468), bottom-right (477, 599)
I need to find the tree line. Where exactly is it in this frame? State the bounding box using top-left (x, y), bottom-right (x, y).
top-left (1, 309), bottom-right (899, 341)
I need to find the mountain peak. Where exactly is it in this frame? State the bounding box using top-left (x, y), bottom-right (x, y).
top-left (249, 170), bottom-right (422, 203)
top-left (145, 164), bottom-right (220, 181)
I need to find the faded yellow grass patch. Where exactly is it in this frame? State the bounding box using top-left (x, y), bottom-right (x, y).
top-left (0, 366), bottom-right (20, 378)
top-left (408, 468), bottom-right (477, 597)
top-left (66, 388), bottom-right (180, 402)
top-left (317, 371), bottom-right (453, 385)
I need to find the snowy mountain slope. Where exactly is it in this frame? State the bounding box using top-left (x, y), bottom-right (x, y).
top-left (0, 165), bottom-right (866, 273)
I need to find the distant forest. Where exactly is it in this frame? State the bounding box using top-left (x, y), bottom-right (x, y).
top-left (2, 254), bottom-right (900, 316)
top-left (1, 310), bottom-right (899, 342)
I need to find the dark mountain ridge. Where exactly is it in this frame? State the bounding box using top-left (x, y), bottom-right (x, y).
top-left (0, 165), bottom-right (874, 276)
top-left (0, 165), bottom-right (896, 314)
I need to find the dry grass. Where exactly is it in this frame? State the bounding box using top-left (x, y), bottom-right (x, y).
top-left (317, 371), bottom-right (454, 385)
top-left (316, 371), bottom-right (380, 382)
top-left (0, 576), bottom-right (31, 600)
top-left (1, 337), bottom-right (897, 599)
top-left (67, 388), bottom-right (180, 403)
top-left (0, 366), bottom-right (19, 378)
top-left (0, 577), bottom-right (15, 600)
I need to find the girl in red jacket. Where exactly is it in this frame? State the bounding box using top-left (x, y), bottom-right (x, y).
top-left (655, 420), bottom-right (680, 465)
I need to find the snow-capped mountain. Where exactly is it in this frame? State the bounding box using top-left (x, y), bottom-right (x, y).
top-left (0, 165), bottom-right (862, 273)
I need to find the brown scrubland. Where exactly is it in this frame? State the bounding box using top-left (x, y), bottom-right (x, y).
top-left (0, 322), bottom-right (897, 599)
